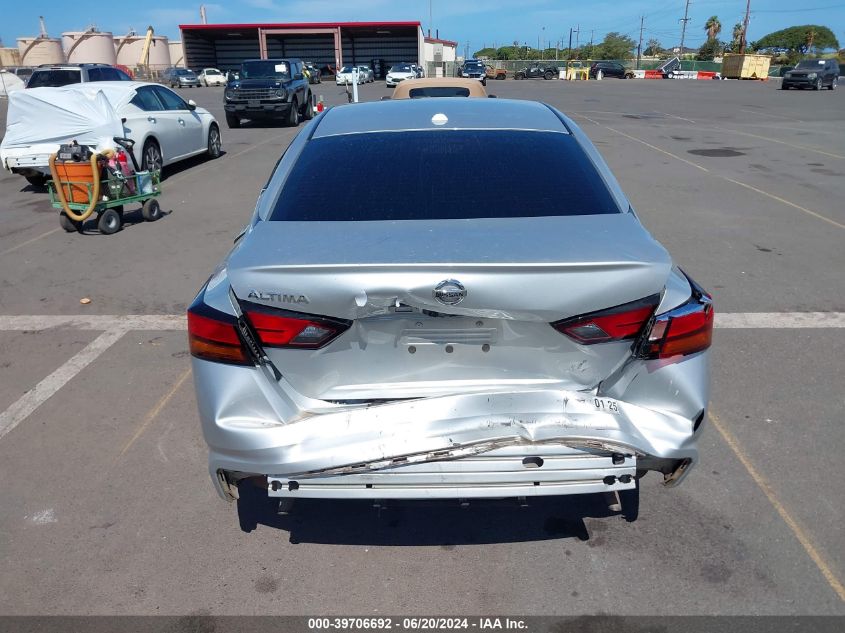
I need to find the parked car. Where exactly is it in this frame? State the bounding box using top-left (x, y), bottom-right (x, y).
top-left (589, 61), bottom-right (633, 79)
top-left (389, 78), bottom-right (489, 99)
top-left (1, 81), bottom-right (221, 186)
top-left (224, 58), bottom-right (312, 128)
top-left (358, 65), bottom-right (375, 82)
top-left (163, 68), bottom-right (200, 88)
top-left (335, 66), bottom-right (365, 85)
top-left (385, 63), bottom-right (417, 87)
top-left (781, 59), bottom-right (839, 90)
top-left (26, 63), bottom-right (131, 88)
top-left (304, 62), bottom-right (322, 84)
top-left (198, 68), bottom-right (227, 87)
top-left (513, 64), bottom-right (558, 80)
top-left (485, 65), bottom-right (507, 80)
top-left (460, 59), bottom-right (487, 84)
top-left (187, 98), bottom-right (713, 528)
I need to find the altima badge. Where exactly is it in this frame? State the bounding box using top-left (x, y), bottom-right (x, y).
top-left (433, 279), bottom-right (466, 306)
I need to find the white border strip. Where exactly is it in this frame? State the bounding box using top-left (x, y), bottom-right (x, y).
top-left (0, 329), bottom-right (127, 440)
top-left (0, 313), bottom-right (843, 332)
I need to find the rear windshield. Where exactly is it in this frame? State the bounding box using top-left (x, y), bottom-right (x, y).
top-left (409, 87), bottom-right (471, 98)
top-left (27, 69), bottom-right (81, 88)
top-left (269, 130), bottom-right (620, 221)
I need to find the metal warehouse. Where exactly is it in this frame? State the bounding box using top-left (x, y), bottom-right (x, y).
top-left (179, 21), bottom-right (424, 78)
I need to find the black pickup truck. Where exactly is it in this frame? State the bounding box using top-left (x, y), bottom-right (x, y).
top-left (513, 65), bottom-right (559, 80)
top-left (224, 58), bottom-right (313, 128)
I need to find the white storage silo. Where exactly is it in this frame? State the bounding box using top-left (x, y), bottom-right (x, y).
top-left (17, 37), bottom-right (66, 66)
top-left (62, 31), bottom-right (117, 65)
top-left (169, 41), bottom-right (186, 68)
top-left (115, 35), bottom-right (171, 70)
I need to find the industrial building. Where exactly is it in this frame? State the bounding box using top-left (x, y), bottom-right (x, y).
top-left (178, 21), bottom-right (427, 78)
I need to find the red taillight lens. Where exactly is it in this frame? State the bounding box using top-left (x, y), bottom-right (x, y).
top-left (187, 309), bottom-right (251, 365)
top-left (243, 305), bottom-right (350, 350)
top-left (640, 277), bottom-right (713, 359)
top-left (552, 295), bottom-right (660, 344)
top-left (641, 298), bottom-right (713, 359)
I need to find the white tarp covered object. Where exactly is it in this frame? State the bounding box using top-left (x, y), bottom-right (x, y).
top-left (1, 84), bottom-right (132, 150)
top-left (0, 71), bottom-right (26, 97)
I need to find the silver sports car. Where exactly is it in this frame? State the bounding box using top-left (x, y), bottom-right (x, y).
top-left (188, 98), bottom-right (712, 525)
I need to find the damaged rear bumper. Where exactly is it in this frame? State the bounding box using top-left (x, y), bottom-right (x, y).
top-left (195, 359), bottom-right (703, 501)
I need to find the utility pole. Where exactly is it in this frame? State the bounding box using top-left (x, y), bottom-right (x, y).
top-left (568, 28), bottom-right (573, 61)
top-left (739, 0), bottom-right (752, 54)
top-left (637, 15), bottom-right (644, 69)
top-left (679, 0), bottom-right (691, 56)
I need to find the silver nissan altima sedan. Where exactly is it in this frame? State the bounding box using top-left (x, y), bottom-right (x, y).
top-left (188, 98), bottom-right (712, 526)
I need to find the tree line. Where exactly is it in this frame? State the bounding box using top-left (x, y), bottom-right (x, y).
top-left (474, 24), bottom-right (841, 63)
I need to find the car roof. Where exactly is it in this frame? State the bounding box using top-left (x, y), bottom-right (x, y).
top-left (314, 98), bottom-right (569, 138)
top-left (35, 63), bottom-right (113, 69)
top-left (390, 78), bottom-right (489, 99)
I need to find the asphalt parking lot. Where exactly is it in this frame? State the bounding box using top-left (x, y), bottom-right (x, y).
top-left (0, 78), bottom-right (843, 616)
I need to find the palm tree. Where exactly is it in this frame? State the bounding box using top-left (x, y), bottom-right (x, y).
top-left (704, 16), bottom-right (722, 40)
top-left (730, 23), bottom-right (744, 51)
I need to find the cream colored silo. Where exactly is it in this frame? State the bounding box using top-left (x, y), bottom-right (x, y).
top-left (115, 35), bottom-right (171, 71)
top-left (17, 37), bottom-right (66, 66)
top-left (169, 41), bottom-right (186, 68)
top-left (0, 47), bottom-right (23, 67)
top-left (62, 31), bottom-right (117, 65)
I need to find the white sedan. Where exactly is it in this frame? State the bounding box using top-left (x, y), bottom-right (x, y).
top-left (385, 63), bottom-right (417, 87)
top-left (335, 66), bottom-right (365, 85)
top-left (1, 81), bottom-right (221, 186)
top-left (199, 68), bottom-right (227, 87)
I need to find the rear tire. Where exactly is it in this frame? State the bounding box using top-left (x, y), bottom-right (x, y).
top-left (829, 78), bottom-right (837, 90)
top-left (25, 174), bottom-right (47, 188)
top-left (619, 485), bottom-right (640, 523)
top-left (97, 208), bottom-right (121, 235)
top-left (302, 94), bottom-right (314, 120)
top-left (515, 73), bottom-right (524, 80)
top-left (141, 139), bottom-right (162, 174)
top-left (544, 71), bottom-right (554, 80)
top-left (141, 198), bottom-right (162, 222)
top-left (287, 99), bottom-right (300, 127)
top-left (207, 124), bottom-right (222, 158)
top-left (59, 212), bottom-right (81, 233)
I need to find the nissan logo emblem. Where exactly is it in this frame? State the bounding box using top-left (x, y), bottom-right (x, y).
top-left (433, 279), bottom-right (466, 306)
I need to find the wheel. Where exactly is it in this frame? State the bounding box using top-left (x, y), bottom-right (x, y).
top-left (236, 479), bottom-right (275, 533)
top-left (287, 99), bottom-right (300, 127)
top-left (781, 84), bottom-right (789, 90)
top-left (141, 198), bottom-right (162, 222)
top-left (207, 124), bottom-right (222, 158)
top-left (225, 112), bottom-right (240, 129)
top-left (59, 212), bottom-right (81, 233)
top-left (625, 72), bottom-right (634, 79)
top-left (544, 71), bottom-right (554, 80)
top-left (829, 78), bottom-right (837, 90)
top-left (97, 208), bottom-right (121, 235)
top-left (302, 95), bottom-right (314, 120)
top-left (815, 78), bottom-right (822, 90)
top-left (515, 73), bottom-right (524, 80)
top-left (496, 73), bottom-right (505, 80)
top-left (141, 139), bottom-right (163, 174)
top-left (25, 173), bottom-right (47, 188)
top-left (619, 484), bottom-right (640, 523)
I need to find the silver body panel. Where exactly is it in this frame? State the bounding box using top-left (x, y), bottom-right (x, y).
top-left (191, 98), bottom-right (710, 502)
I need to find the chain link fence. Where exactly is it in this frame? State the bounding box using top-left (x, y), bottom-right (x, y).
top-left (427, 58), bottom-right (725, 78)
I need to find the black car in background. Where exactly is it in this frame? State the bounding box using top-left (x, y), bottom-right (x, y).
top-left (460, 59), bottom-right (487, 84)
top-left (304, 62), bottom-right (322, 84)
top-left (589, 61), bottom-right (633, 79)
top-left (781, 59), bottom-right (839, 90)
top-left (224, 58), bottom-right (313, 128)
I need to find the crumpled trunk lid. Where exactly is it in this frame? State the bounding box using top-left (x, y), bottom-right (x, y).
top-left (227, 214), bottom-right (672, 400)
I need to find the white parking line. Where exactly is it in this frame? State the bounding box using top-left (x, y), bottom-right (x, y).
top-left (1, 313), bottom-right (844, 332)
top-left (0, 329), bottom-right (126, 441)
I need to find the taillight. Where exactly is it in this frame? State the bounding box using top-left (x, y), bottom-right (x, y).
top-left (242, 302), bottom-right (351, 350)
top-left (187, 304), bottom-right (251, 366)
top-left (552, 294), bottom-right (660, 344)
top-left (639, 281), bottom-right (713, 359)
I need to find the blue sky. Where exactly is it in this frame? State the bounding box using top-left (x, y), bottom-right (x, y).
top-left (3, 1), bottom-right (843, 54)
